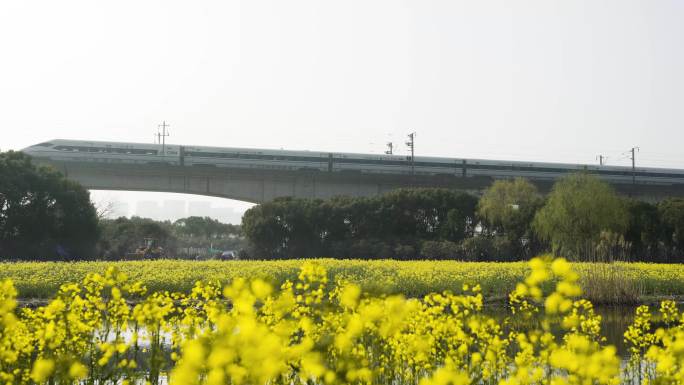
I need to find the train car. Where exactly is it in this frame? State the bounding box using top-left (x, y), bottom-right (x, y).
top-left (21, 139), bottom-right (181, 165)
top-left (464, 159), bottom-right (596, 180)
top-left (182, 145), bottom-right (329, 171)
top-left (330, 152), bottom-right (463, 176)
top-left (21, 139), bottom-right (684, 186)
top-left (609, 166), bottom-right (684, 185)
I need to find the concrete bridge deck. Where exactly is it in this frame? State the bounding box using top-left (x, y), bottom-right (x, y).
top-left (41, 160), bottom-right (684, 203)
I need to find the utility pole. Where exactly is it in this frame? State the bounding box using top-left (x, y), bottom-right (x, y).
top-left (385, 142), bottom-right (394, 155)
top-left (405, 132), bottom-right (415, 175)
top-left (629, 146), bottom-right (639, 185)
top-left (157, 121), bottom-right (170, 155)
top-left (596, 155), bottom-right (606, 166)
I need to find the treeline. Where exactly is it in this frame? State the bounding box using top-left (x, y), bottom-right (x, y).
top-left (243, 189), bottom-right (480, 259)
top-left (0, 151), bottom-right (245, 260)
top-left (4, 150), bottom-right (684, 262)
top-left (96, 216), bottom-right (245, 260)
top-left (242, 174), bottom-right (684, 262)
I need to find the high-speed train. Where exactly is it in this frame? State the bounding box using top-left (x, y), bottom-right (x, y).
top-left (21, 139), bottom-right (684, 185)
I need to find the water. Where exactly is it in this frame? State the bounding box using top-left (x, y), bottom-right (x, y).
top-left (483, 304), bottom-right (639, 357)
top-left (595, 305), bottom-right (639, 356)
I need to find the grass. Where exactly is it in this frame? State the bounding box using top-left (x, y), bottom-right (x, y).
top-left (1, 259), bottom-right (683, 304)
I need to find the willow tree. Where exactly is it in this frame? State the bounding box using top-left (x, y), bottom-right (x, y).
top-left (477, 178), bottom-right (544, 259)
top-left (532, 173), bottom-right (628, 261)
top-left (478, 179), bottom-right (543, 237)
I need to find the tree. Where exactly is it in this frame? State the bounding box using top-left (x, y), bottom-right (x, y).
top-left (623, 200), bottom-right (662, 261)
top-left (420, 240), bottom-right (460, 259)
top-left (365, 188), bottom-right (478, 243)
top-left (658, 198), bottom-right (684, 261)
top-left (96, 217), bottom-right (177, 259)
top-left (532, 173), bottom-right (628, 261)
top-left (171, 216), bottom-right (244, 256)
top-left (241, 189), bottom-right (478, 259)
top-left (478, 178), bottom-right (544, 257)
top-left (0, 151), bottom-right (99, 259)
top-left (173, 216), bottom-right (240, 239)
top-left (241, 197), bottom-right (326, 258)
top-left (94, 200), bottom-right (116, 221)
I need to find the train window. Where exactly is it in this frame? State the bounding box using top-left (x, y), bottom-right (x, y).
top-left (36, 142), bottom-right (53, 147)
top-left (48, 145), bottom-right (156, 155)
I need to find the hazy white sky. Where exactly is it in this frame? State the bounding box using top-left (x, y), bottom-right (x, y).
top-left (2, 0), bottom-right (683, 222)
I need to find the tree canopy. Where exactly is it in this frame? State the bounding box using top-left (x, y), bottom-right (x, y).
top-left (479, 178), bottom-right (542, 232)
top-left (0, 151), bottom-right (99, 259)
top-left (96, 216), bottom-right (245, 259)
top-left (241, 189), bottom-right (479, 259)
top-left (173, 216), bottom-right (241, 239)
top-left (477, 178), bottom-right (545, 259)
top-left (532, 173), bottom-right (628, 260)
top-left (658, 198), bottom-right (684, 258)
top-left (96, 217), bottom-right (176, 259)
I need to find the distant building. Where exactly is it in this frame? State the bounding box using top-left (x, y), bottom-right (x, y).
top-left (111, 201), bottom-right (130, 218)
top-left (213, 206), bottom-right (243, 224)
top-left (188, 201), bottom-right (212, 217)
top-left (163, 200), bottom-right (186, 220)
top-left (136, 201), bottom-right (161, 220)
top-left (130, 199), bottom-right (245, 223)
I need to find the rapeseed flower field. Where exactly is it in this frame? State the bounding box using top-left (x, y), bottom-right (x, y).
top-left (2, 259), bottom-right (684, 302)
top-left (0, 257), bottom-right (683, 384)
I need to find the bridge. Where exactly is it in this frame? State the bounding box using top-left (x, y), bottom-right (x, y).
top-left (28, 158), bottom-right (684, 203)
top-left (21, 139), bottom-right (684, 202)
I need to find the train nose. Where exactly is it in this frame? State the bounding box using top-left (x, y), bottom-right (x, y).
top-left (20, 142), bottom-right (54, 159)
top-left (20, 146), bottom-right (40, 156)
